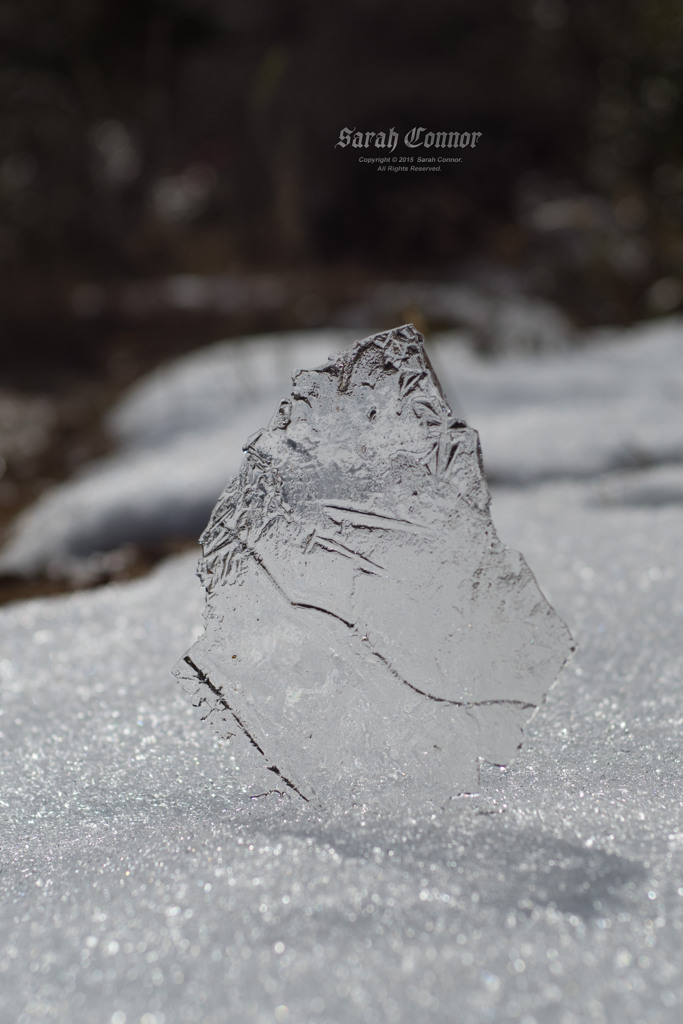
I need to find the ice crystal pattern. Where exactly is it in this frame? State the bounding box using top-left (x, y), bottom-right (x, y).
top-left (174, 324), bottom-right (574, 804)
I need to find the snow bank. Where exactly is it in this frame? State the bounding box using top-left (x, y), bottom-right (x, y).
top-left (367, 279), bottom-right (576, 354)
top-left (107, 330), bottom-right (357, 450)
top-left (1, 468), bottom-right (681, 1022)
top-left (0, 332), bottom-right (348, 577)
top-left (1, 316), bottom-right (681, 578)
top-left (431, 315), bottom-right (683, 482)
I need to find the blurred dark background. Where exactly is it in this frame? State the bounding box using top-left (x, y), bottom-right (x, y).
top-left (1, 0), bottom-right (683, 575)
top-left (3, 0), bottom-right (683, 321)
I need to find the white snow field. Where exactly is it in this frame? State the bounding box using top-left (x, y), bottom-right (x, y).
top-left (1, 316), bottom-right (682, 1023)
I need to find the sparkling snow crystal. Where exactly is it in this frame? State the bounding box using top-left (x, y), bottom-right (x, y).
top-left (174, 324), bottom-right (574, 804)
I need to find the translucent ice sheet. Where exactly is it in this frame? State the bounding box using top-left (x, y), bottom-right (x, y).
top-left (175, 325), bottom-right (574, 804)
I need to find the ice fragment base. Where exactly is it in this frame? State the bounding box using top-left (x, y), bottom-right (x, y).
top-left (174, 324), bottom-right (574, 804)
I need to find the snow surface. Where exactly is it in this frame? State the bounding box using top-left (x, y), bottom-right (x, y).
top-left (0, 315), bottom-right (682, 1022)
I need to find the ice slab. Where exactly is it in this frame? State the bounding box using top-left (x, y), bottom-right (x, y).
top-left (176, 324), bottom-right (574, 804)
